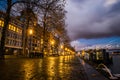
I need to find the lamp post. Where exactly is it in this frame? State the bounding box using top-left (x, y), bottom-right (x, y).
top-left (61, 45), bottom-right (63, 49)
top-left (60, 45), bottom-right (64, 55)
top-left (28, 28), bottom-right (33, 53)
top-left (51, 40), bottom-right (55, 55)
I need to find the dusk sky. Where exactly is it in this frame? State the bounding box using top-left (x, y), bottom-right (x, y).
top-left (65, 0), bottom-right (120, 51)
top-left (0, 0), bottom-right (120, 51)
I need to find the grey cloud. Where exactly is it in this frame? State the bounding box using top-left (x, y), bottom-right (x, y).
top-left (66, 0), bottom-right (120, 41)
top-left (109, 1), bottom-right (120, 13)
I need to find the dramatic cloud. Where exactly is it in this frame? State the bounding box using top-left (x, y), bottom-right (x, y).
top-left (65, 0), bottom-right (120, 41)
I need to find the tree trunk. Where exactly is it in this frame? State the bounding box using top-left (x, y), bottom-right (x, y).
top-left (23, 18), bottom-right (29, 57)
top-left (42, 13), bottom-right (47, 57)
top-left (0, 0), bottom-right (12, 59)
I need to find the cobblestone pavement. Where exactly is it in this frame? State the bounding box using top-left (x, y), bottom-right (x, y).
top-left (0, 55), bottom-right (88, 80)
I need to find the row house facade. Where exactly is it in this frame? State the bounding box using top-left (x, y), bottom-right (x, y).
top-left (0, 11), bottom-right (23, 55)
top-left (0, 11), bottom-right (43, 56)
top-left (0, 11), bottom-right (60, 56)
top-left (0, 10), bottom-right (75, 56)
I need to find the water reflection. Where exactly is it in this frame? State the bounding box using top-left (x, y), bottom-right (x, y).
top-left (46, 57), bottom-right (56, 77)
top-left (18, 59), bottom-right (44, 80)
top-left (23, 62), bottom-right (33, 79)
top-left (0, 55), bottom-right (77, 80)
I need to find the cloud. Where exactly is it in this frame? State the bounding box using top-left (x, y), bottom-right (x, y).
top-left (65, 0), bottom-right (120, 41)
top-left (104, 0), bottom-right (119, 7)
top-left (71, 40), bottom-right (87, 51)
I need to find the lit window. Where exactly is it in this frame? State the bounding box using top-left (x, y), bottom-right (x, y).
top-left (0, 20), bottom-right (4, 27)
top-left (1, 21), bottom-right (4, 27)
top-left (13, 26), bottom-right (16, 31)
top-left (41, 39), bottom-right (43, 44)
top-left (11, 25), bottom-right (13, 30)
top-left (18, 29), bottom-right (20, 33)
top-left (17, 28), bottom-right (19, 33)
top-left (0, 20), bottom-right (2, 26)
top-left (12, 26), bottom-right (14, 31)
top-left (8, 24), bottom-right (10, 29)
top-left (34, 22), bottom-right (36, 26)
top-left (9, 24), bottom-right (12, 29)
top-left (16, 28), bottom-right (19, 32)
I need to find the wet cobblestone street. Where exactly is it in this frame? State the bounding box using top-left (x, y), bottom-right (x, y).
top-left (0, 55), bottom-right (87, 80)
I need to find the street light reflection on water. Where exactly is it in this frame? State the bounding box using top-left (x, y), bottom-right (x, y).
top-left (44, 56), bottom-right (72, 79)
top-left (22, 61), bottom-right (35, 80)
top-left (0, 56), bottom-right (75, 80)
top-left (46, 57), bottom-right (56, 77)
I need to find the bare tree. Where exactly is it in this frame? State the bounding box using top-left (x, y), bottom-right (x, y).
top-left (16, 1), bottom-right (39, 56)
top-left (0, 0), bottom-right (40, 59)
top-left (0, 0), bottom-right (12, 59)
top-left (36, 0), bottom-right (66, 54)
top-left (0, 0), bottom-right (67, 58)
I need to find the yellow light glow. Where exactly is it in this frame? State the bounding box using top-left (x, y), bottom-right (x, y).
top-left (13, 26), bottom-right (16, 31)
top-left (1, 21), bottom-right (4, 27)
top-left (29, 29), bottom-right (33, 35)
top-left (41, 39), bottom-right (43, 44)
top-left (8, 24), bottom-right (11, 29)
top-left (11, 25), bottom-right (14, 30)
top-left (0, 20), bottom-right (4, 27)
top-left (16, 28), bottom-right (19, 32)
top-left (61, 45), bottom-right (63, 49)
top-left (0, 20), bottom-right (1, 23)
top-left (65, 48), bottom-right (67, 51)
top-left (51, 40), bottom-right (55, 45)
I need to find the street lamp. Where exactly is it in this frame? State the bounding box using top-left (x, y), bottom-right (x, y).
top-left (51, 40), bottom-right (55, 55)
top-left (51, 40), bottom-right (55, 45)
top-left (60, 45), bottom-right (63, 49)
top-left (60, 45), bottom-right (64, 55)
top-left (28, 28), bottom-right (33, 53)
top-left (29, 29), bottom-right (33, 35)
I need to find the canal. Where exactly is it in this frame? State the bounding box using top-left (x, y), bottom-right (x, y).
top-left (108, 55), bottom-right (120, 74)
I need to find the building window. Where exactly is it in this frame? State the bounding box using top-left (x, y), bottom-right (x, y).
top-left (19, 42), bottom-right (21, 47)
top-left (0, 20), bottom-right (2, 26)
top-left (13, 26), bottom-right (16, 31)
top-left (9, 40), bottom-right (11, 45)
top-left (9, 24), bottom-right (12, 29)
top-left (16, 28), bottom-right (19, 32)
top-left (17, 42), bottom-right (19, 46)
top-left (7, 33), bottom-right (10, 37)
top-left (10, 33), bottom-right (12, 37)
top-left (5, 38), bottom-right (9, 45)
top-left (19, 29), bottom-right (22, 34)
top-left (10, 25), bottom-right (13, 30)
top-left (0, 20), bottom-right (4, 27)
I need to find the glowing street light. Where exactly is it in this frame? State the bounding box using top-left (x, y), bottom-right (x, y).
top-left (29, 29), bottom-right (33, 35)
top-left (28, 28), bottom-right (33, 53)
top-left (51, 40), bottom-right (55, 45)
top-left (60, 45), bottom-right (63, 49)
top-left (51, 40), bottom-right (55, 55)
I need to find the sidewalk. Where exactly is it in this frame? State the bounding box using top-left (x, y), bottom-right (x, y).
top-left (78, 57), bottom-right (109, 80)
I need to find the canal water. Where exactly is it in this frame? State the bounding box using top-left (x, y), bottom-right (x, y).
top-left (108, 55), bottom-right (120, 74)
